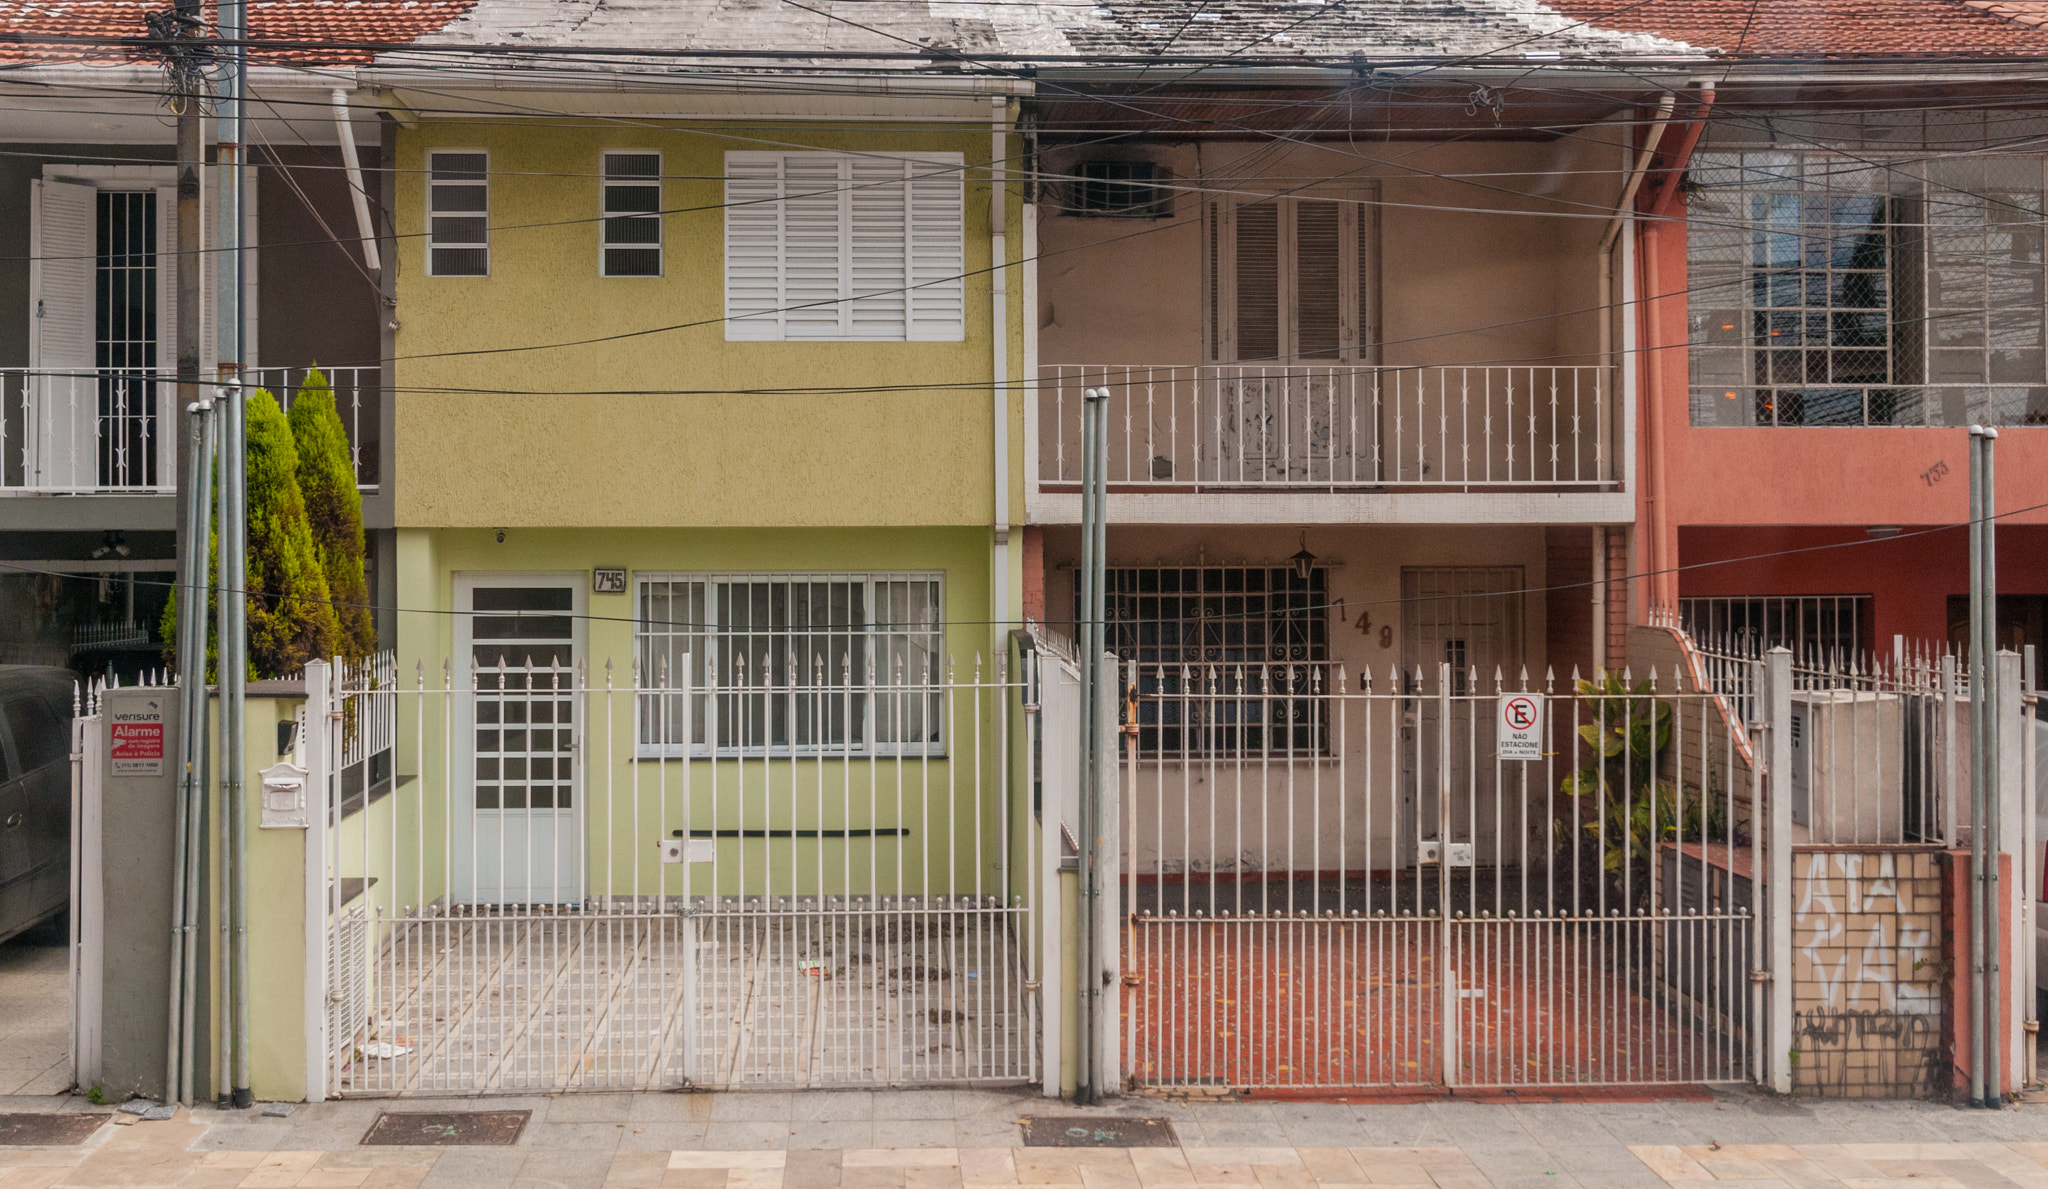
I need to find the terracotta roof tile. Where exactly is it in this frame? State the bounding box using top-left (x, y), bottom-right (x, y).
top-left (1545, 0), bottom-right (2048, 57)
top-left (0, 1), bottom-right (476, 66)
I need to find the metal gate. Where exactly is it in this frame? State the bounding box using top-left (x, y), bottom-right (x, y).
top-left (1122, 660), bottom-right (1760, 1090)
top-left (321, 647), bottom-right (1051, 1094)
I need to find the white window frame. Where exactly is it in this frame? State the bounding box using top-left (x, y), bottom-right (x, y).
top-left (1203, 191), bottom-right (1377, 364)
top-left (635, 571), bottom-right (946, 758)
top-left (426, 150), bottom-right (489, 278)
top-left (723, 150), bottom-right (965, 343)
top-left (600, 150), bottom-right (662, 278)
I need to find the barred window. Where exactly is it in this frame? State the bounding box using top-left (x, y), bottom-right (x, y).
top-left (1085, 566), bottom-right (1328, 756)
top-left (1678, 595), bottom-right (1869, 662)
top-left (601, 152), bottom-right (662, 277)
top-left (427, 152), bottom-right (488, 277)
top-left (637, 573), bottom-right (942, 756)
top-left (1689, 152), bottom-right (2048, 427)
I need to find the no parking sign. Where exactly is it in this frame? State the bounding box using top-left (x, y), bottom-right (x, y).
top-left (1497, 692), bottom-right (1544, 760)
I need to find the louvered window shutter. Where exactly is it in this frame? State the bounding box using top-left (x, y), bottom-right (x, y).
top-left (781, 154), bottom-right (848, 340)
top-left (724, 154), bottom-right (784, 340)
top-left (724, 151), bottom-right (963, 343)
top-left (904, 156), bottom-right (964, 342)
top-left (1233, 201), bottom-right (1281, 364)
top-left (1295, 201), bottom-right (1341, 360)
top-left (1209, 192), bottom-right (1374, 363)
top-left (31, 178), bottom-right (95, 375)
top-left (848, 156), bottom-right (908, 340)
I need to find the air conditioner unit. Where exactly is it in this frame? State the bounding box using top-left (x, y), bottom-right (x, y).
top-left (1789, 690), bottom-right (1905, 843)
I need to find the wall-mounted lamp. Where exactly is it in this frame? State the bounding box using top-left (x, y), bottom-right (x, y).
top-left (1290, 531), bottom-right (1317, 582)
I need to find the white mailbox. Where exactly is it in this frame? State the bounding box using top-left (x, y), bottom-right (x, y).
top-left (259, 761), bottom-right (311, 830)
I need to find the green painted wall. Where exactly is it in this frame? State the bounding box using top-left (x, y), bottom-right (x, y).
top-left (391, 121), bottom-right (1025, 530)
top-left (383, 526), bottom-right (1024, 903)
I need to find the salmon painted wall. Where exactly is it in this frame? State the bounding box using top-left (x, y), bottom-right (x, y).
top-left (1640, 219), bottom-right (2048, 534)
top-left (1678, 524), bottom-right (2048, 645)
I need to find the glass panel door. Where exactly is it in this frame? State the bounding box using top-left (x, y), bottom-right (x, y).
top-left (457, 578), bottom-right (581, 904)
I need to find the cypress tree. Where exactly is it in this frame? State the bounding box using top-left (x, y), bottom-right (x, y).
top-left (289, 368), bottom-right (374, 661)
top-left (245, 388), bottom-right (339, 676)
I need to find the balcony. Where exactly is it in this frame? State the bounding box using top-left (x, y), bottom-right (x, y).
top-left (1038, 364), bottom-right (1616, 492)
top-left (2, 366), bottom-right (379, 495)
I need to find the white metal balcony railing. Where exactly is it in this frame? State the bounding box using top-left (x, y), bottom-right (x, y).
top-left (1038, 364), bottom-right (1615, 490)
top-left (2, 366), bottom-right (378, 495)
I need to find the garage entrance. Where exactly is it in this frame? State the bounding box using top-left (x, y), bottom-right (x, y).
top-left (1121, 660), bottom-right (1760, 1091)
top-left (321, 648), bottom-right (1053, 1094)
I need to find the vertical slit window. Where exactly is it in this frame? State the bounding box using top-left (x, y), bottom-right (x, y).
top-left (601, 152), bottom-right (662, 277)
top-left (428, 151), bottom-right (488, 277)
top-left (96, 190), bottom-right (157, 488)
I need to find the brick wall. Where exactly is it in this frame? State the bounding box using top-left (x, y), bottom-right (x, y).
top-left (1604, 526), bottom-right (1629, 669)
top-left (1790, 847), bottom-right (1946, 1099)
top-left (1545, 527), bottom-right (1594, 679)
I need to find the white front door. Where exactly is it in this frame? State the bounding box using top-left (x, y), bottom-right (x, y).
top-left (455, 576), bottom-right (583, 904)
top-left (1400, 567), bottom-right (1524, 869)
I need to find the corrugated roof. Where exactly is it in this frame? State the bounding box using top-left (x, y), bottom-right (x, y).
top-left (1549, 0), bottom-right (2048, 56)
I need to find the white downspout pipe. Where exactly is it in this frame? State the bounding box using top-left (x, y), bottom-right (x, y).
top-left (332, 89), bottom-right (381, 274)
top-left (1598, 92), bottom-right (1674, 644)
top-left (992, 97), bottom-right (1011, 638)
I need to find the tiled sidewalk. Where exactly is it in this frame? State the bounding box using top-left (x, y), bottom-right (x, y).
top-left (8, 1088), bottom-right (2048, 1188)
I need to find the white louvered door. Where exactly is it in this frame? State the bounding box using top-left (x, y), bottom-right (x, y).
top-left (29, 178), bottom-right (96, 490)
top-left (724, 152), bottom-right (964, 342)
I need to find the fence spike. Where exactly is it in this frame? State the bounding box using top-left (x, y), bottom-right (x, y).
top-left (1336, 662), bottom-right (1349, 695)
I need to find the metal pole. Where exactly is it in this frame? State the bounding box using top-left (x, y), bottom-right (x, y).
top-left (165, 400), bottom-right (204, 1102)
top-left (1983, 427), bottom-right (2003, 1106)
top-left (1075, 387), bottom-right (1098, 1101)
top-left (180, 399), bottom-right (213, 1107)
top-left (216, 0), bottom-right (252, 1110)
top-left (1087, 392), bottom-right (1109, 1097)
top-left (1969, 426), bottom-right (1989, 1106)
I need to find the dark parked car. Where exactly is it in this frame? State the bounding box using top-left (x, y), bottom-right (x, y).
top-left (0, 667), bottom-right (76, 942)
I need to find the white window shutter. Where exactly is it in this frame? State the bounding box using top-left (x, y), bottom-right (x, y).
top-left (725, 153), bottom-right (784, 341)
top-left (849, 157), bottom-right (910, 340)
top-left (724, 150), bottom-right (963, 343)
top-left (904, 154), bottom-right (964, 342)
top-left (781, 155), bottom-right (850, 340)
top-left (31, 178), bottom-right (95, 374)
top-left (29, 178), bottom-right (95, 488)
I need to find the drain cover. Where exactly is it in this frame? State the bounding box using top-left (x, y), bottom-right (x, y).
top-left (361, 1111), bottom-right (529, 1146)
top-left (0, 1114), bottom-right (108, 1146)
top-left (1022, 1116), bottom-right (1177, 1148)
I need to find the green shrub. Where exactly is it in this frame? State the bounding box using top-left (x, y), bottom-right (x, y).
top-left (288, 368), bottom-right (374, 662)
top-left (245, 388), bottom-right (339, 677)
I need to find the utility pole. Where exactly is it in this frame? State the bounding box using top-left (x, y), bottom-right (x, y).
top-left (146, 0), bottom-right (211, 1108)
top-left (214, 0), bottom-right (252, 1111)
